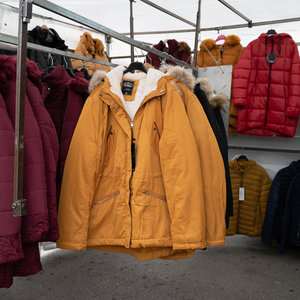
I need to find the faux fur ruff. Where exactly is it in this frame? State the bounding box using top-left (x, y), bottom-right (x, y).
top-left (209, 93), bottom-right (229, 112)
top-left (88, 69), bottom-right (107, 93)
top-left (159, 65), bottom-right (195, 91)
top-left (196, 78), bottom-right (229, 111)
top-left (178, 41), bottom-right (191, 56)
top-left (200, 35), bottom-right (241, 51)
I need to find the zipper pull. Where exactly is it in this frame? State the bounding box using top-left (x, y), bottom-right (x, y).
top-left (143, 190), bottom-right (149, 195)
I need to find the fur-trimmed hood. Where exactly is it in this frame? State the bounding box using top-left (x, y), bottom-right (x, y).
top-left (89, 64), bottom-right (229, 112)
top-left (159, 64), bottom-right (229, 111)
top-left (159, 65), bottom-right (196, 91)
top-left (88, 69), bottom-right (107, 93)
top-left (196, 78), bottom-right (229, 111)
top-left (200, 35), bottom-right (241, 51)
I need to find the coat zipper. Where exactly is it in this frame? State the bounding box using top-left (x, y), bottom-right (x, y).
top-left (264, 36), bottom-right (273, 129)
top-left (91, 192), bottom-right (120, 208)
top-left (143, 190), bottom-right (167, 201)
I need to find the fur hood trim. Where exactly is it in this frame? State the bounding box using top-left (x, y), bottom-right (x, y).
top-left (178, 41), bottom-right (191, 56)
top-left (159, 65), bottom-right (195, 91)
top-left (196, 77), bottom-right (229, 111)
top-left (200, 35), bottom-right (241, 51)
top-left (209, 93), bottom-right (229, 112)
top-left (88, 69), bottom-right (107, 93)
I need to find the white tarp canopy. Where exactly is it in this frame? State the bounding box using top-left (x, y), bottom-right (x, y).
top-left (1, 0), bottom-right (300, 66)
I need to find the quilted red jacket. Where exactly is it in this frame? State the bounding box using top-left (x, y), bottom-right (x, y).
top-left (232, 33), bottom-right (300, 137)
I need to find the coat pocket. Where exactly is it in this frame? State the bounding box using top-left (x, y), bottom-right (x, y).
top-left (91, 192), bottom-right (120, 208)
top-left (104, 126), bottom-right (117, 165)
top-left (146, 122), bottom-right (161, 157)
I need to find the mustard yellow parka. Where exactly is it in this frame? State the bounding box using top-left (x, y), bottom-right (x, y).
top-left (57, 66), bottom-right (225, 261)
top-left (71, 31), bottom-right (111, 75)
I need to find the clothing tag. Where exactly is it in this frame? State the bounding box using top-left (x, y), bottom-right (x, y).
top-left (121, 80), bottom-right (135, 96)
top-left (239, 187), bottom-right (245, 201)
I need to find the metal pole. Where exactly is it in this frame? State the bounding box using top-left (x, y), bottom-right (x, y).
top-left (192, 0), bottom-right (201, 77)
top-left (13, 0), bottom-right (32, 217)
top-left (140, 0), bottom-right (196, 27)
top-left (105, 35), bottom-right (112, 61)
top-left (218, 0), bottom-right (252, 27)
top-left (130, 0), bottom-right (135, 62)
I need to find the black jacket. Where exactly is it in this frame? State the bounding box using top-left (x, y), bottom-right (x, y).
top-left (194, 83), bottom-right (233, 228)
top-left (27, 26), bottom-right (72, 71)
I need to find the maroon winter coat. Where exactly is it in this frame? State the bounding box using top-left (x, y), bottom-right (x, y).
top-left (0, 91), bottom-right (23, 289)
top-left (145, 39), bottom-right (191, 68)
top-left (232, 33), bottom-right (300, 137)
top-left (57, 71), bottom-right (89, 201)
top-left (0, 55), bottom-right (58, 287)
top-left (43, 65), bottom-right (70, 142)
top-left (26, 64), bottom-right (60, 242)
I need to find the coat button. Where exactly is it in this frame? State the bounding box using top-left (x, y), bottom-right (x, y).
top-left (160, 90), bottom-right (163, 92)
top-left (100, 94), bottom-right (103, 97)
top-left (112, 107), bottom-right (115, 110)
top-left (109, 101), bottom-right (111, 104)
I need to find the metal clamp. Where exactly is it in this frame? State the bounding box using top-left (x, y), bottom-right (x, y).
top-left (12, 199), bottom-right (27, 217)
top-left (22, 0), bottom-right (33, 23)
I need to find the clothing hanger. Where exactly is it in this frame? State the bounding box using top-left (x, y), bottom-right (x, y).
top-left (41, 53), bottom-right (55, 81)
top-left (215, 35), bottom-right (226, 43)
top-left (267, 29), bottom-right (277, 36)
top-left (236, 155), bottom-right (248, 161)
top-left (41, 24), bottom-right (55, 37)
top-left (63, 56), bottom-right (76, 78)
top-left (123, 61), bottom-right (148, 74)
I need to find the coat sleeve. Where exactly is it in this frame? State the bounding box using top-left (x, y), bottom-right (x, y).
top-left (56, 93), bottom-right (102, 251)
top-left (159, 88), bottom-right (207, 250)
top-left (184, 90), bottom-right (227, 246)
top-left (260, 172), bottom-right (272, 228)
top-left (232, 43), bottom-right (252, 107)
top-left (286, 42), bottom-right (300, 118)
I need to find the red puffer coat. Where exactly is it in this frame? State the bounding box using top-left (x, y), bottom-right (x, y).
top-left (232, 33), bottom-right (300, 137)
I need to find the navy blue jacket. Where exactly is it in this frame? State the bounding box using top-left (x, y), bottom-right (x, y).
top-left (280, 172), bottom-right (300, 253)
top-left (262, 161), bottom-right (300, 245)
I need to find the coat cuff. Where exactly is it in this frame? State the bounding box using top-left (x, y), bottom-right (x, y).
top-left (286, 107), bottom-right (300, 118)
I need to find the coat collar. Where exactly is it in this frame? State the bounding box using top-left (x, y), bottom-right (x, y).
top-left (230, 158), bottom-right (256, 175)
top-left (94, 65), bottom-right (165, 121)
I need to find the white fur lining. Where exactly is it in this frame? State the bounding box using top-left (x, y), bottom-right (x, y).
top-left (106, 65), bottom-right (164, 120)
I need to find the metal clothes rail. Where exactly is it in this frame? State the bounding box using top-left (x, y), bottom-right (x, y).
top-left (0, 33), bottom-right (118, 68)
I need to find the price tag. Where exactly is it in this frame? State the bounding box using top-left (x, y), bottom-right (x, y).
top-left (239, 187), bottom-right (245, 201)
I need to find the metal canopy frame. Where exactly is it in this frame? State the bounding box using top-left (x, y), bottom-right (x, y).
top-left (31, 0), bottom-right (197, 71)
